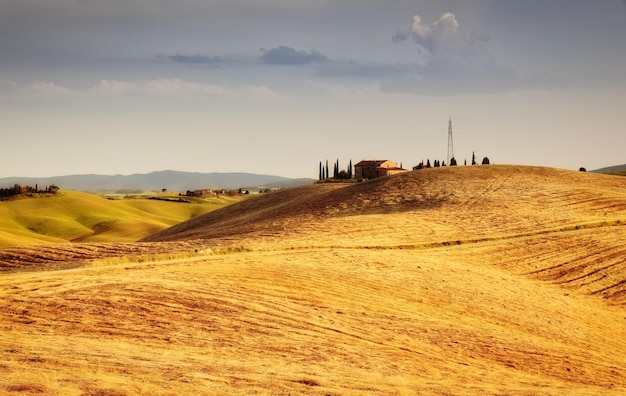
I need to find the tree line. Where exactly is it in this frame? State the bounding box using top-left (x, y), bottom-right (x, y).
top-left (414, 152), bottom-right (490, 169)
top-left (0, 184), bottom-right (59, 199)
top-left (317, 152), bottom-right (491, 180)
top-left (319, 159), bottom-right (353, 181)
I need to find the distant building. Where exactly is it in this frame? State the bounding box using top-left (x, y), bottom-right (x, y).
top-left (354, 160), bottom-right (407, 180)
top-left (186, 189), bottom-right (214, 197)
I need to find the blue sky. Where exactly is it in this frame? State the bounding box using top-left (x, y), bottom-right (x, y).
top-left (1, 0), bottom-right (625, 178)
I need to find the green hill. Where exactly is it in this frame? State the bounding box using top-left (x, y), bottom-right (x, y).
top-left (0, 190), bottom-right (241, 247)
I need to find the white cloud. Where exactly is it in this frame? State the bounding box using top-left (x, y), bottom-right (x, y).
top-left (393, 13), bottom-right (465, 54)
top-left (0, 78), bottom-right (279, 101)
top-left (145, 78), bottom-right (226, 95)
top-left (390, 12), bottom-right (524, 95)
top-left (93, 78), bottom-right (226, 95)
top-left (29, 80), bottom-right (77, 95)
top-left (92, 78), bottom-right (278, 98)
top-left (93, 80), bottom-right (136, 95)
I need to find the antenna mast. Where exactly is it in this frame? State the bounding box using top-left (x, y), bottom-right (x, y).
top-left (447, 117), bottom-right (454, 164)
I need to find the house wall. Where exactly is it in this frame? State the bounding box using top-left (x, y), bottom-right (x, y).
top-left (381, 168), bottom-right (408, 177)
top-left (355, 160), bottom-right (399, 179)
top-left (356, 165), bottom-right (376, 179)
top-left (378, 160), bottom-right (396, 169)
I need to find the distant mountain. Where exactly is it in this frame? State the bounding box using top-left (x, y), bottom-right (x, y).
top-left (0, 171), bottom-right (316, 192)
top-left (592, 164), bottom-right (626, 173)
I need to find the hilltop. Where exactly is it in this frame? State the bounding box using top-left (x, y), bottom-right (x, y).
top-left (2, 165), bottom-right (626, 394)
top-left (143, 164), bottom-right (626, 306)
top-left (144, 165), bottom-right (626, 248)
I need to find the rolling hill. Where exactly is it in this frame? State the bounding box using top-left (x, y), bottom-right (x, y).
top-left (0, 170), bottom-right (315, 193)
top-left (0, 190), bottom-right (242, 247)
top-left (593, 164), bottom-right (626, 173)
top-left (144, 165), bottom-right (626, 249)
top-left (1, 165), bottom-right (626, 395)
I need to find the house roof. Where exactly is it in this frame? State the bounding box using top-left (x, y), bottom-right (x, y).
top-left (355, 160), bottom-right (392, 167)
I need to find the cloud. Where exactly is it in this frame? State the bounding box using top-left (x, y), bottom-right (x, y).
top-left (315, 61), bottom-right (415, 79)
top-left (389, 12), bottom-right (524, 95)
top-left (163, 46), bottom-right (328, 68)
top-left (260, 45), bottom-right (328, 65)
top-left (162, 54), bottom-right (234, 66)
top-left (93, 78), bottom-right (226, 95)
top-left (29, 80), bottom-right (77, 95)
top-left (0, 78), bottom-right (279, 99)
top-left (91, 78), bottom-right (278, 98)
top-left (393, 12), bottom-right (466, 55)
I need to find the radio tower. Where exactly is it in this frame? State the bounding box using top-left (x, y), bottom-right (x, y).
top-left (447, 117), bottom-right (454, 165)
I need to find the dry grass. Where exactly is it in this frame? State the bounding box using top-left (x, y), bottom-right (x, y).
top-left (1, 165), bottom-right (626, 394)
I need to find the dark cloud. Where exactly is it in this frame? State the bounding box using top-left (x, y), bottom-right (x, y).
top-left (315, 61), bottom-right (415, 79)
top-left (165, 54), bottom-right (232, 65)
top-left (260, 45), bottom-right (328, 65)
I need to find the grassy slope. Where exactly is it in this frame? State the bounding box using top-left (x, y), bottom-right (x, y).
top-left (1, 165), bottom-right (626, 394)
top-left (0, 191), bottom-right (240, 247)
top-left (144, 165), bottom-right (626, 250)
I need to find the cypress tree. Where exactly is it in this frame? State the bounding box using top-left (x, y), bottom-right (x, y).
top-left (326, 160), bottom-right (329, 180)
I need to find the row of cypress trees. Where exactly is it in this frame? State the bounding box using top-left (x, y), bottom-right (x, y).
top-left (413, 152), bottom-right (490, 169)
top-left (319, 159), bottom-right (353, 180)
top-left (318, 152), bottom-right (491, 180)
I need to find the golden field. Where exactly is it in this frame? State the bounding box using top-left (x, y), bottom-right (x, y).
top-left (1, 165), bottom-right (625, 395)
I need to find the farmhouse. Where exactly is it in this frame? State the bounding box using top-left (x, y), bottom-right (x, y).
top-left (355, 160), bottom-right (407, 180)
top-left (186, 189), bottom-right (214, 197)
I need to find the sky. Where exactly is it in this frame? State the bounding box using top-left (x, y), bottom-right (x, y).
top-left (1, 0), bottom-right (626, 179)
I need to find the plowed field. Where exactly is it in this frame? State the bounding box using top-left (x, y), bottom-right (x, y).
top-left (1, 165), bottom-right (625, 395)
